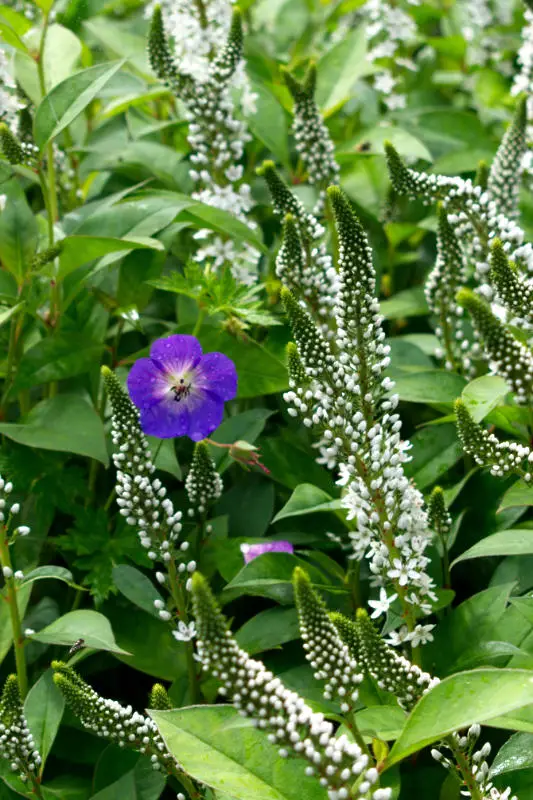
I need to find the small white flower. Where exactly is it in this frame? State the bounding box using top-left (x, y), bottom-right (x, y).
top-left (410, 624), bottom-right (435, 647)
top-left (24, 628), bottom-right (35, 637)
top-left (172, 620), bottom-right (196, 642)
top-left (368, 587), bottom-right (398, 619)
top-left (0, 194), bottom-right (6, 212)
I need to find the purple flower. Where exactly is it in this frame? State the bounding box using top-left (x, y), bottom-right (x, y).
top-left (241, 541), bottom-right (294, 564)
top-left (127, 334), bottom-right (237, 441)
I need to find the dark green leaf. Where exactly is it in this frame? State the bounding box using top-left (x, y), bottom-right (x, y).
top-left (0, 395), bottom-right (108, 465)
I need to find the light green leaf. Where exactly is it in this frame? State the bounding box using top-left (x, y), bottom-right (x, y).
top-left (24, 670), bottom-right (64, 769)
top-left (380, 288), bottom-right (429, 320)
top-left (354, 706), bottom-right (407, 742)
top-left (499, 481), bottom-right (533, 513)
top-left (452, 530), bottom-right (533, 567)
top-left (316, 26), bottom-right (370, 113)
top-left (180, 202), bottom-right (267, 254)
top-left (57, 234), bottom-right (163, 280)
top-left (147, 436), bottom-right (182, 480)
top-left (0, 181), bottom-right (38, 283)
top-left (0, 395), bottom-right (108, 465)
top-left (273, 483), bottom-right (342, 523)
top-left (387, 669), bottom-right (533, 766)
top-left (248, 80), bottom-right (290, 168)
top-left (0, 302), bottom-right (23, 329)
top-left (393, 370), bottom-right (466, 405)
top-left (150, 705), bottom-right (324, 800)
top-left (31, 609), bottom-right (130, 655)
top-left (461, 375), bottom-right (509, 422)
top-left (34, 60), bottom-right (125, 149)
top-left (112, 565), bottom-right (164, 618)
top-left (15, 25), bottom-right (82, 104)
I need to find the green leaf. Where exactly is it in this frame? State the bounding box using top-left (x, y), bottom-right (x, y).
top-left (273, 483), bottom-right (342, 523)
top-left (57, 235), bottom-right (163, 280)
top-left (31, 609), bottom-right (130, 655)
top-left (180, 202), bottom-right (267, 254)
top-left (90, 754), bottom-right (165, 800)
top-left (15, 25), bottom-right (82, 104)
top-left (147, 437), bottom-right (182, 480)
top-left (103, 601), bottom-right (186, 681)
top-left (387, 669), bottom-right (533, 767)
top-left (34, 61), bottom-right (125, 149)
top-left (150, 705), bottom-right (324, 800)
top-left (221, 553), bottom-right (337, 606)
top-left (235, 607), bottom-right (300, 655)
top-left (24, 669), bottom-right (64, 769)
top-left (393, 371), bottom-right (466, 405)
top-left (209, 409), bottom-right (275, 472)
top-left (499, 481), bottom-right (533, 513)
top-left (491, 732), bottom-right (533, 778)
top-left (198, 330), bottom-right (287, 399)
top-left (354, 706), bottom-right (407, 742)
top-left (0, 181), bottom-right (38, 283)
top-left (0, 18), bottom-right (30, 54)
top-left (112, 565), bottom-right (164, 618)
top-left (12, 334), bottom-right (103, 392)
top-left (404, 424), bottom-right (463, 489)
top-left (0, 395), bottom-right (108, 465)
top-left (0, 302), bottom-right (23, 330)
top-left (451, 530), bottom-right (533, 567)
top-left (461, 375), bottom-right (509, 422)
top-left (21, 566), bottom-right (83, 589)
top-left (380, 288), bottom-right (429, 320)
top-left (316, 26), bottom-right (370, 113)
top-left (248, 80), bottom-right (290, 168)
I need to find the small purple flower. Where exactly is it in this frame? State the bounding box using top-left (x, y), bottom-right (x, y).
top-left (241, 541), bottom-right (294, 564)
top-left (127, 334), bottom-right (237, 441)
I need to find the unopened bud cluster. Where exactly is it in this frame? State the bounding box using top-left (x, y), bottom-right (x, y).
top-left (53, 662), bottom-right (174, 772)
top-left (0, 676), bottom-right (41, 785)
top-left (192, 573), bottom-right (391, 800)
top-left (268, 182), bottom-right (436, 638)
top-left (432, 724), bottom-right (517, 800)
top-left (455, 399), bottom-right (533, 479)
top-left (282, 65), bottom-right (339, 214)
top-left (333, 610), bottom-right (438, 711)
top-left (149, 7), bottom-right (259, 284)
top-left (294, 568), bottom-right (362, 712)
top-left (185, 442), bottom-right (223, 518)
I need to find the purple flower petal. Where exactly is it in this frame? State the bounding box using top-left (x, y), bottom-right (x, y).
top-left (187, 390), bottom-right (224, 442)
top-left (150, 335), bottom-right (203, 374)
top-left (140, 397), bottom-right (190, 439)
top-left (127, 358), bottom-right (169, 410)
top-left (241, 541), bottom-right (294, 564)
top-left (196, 352), bottom-right (238, 401)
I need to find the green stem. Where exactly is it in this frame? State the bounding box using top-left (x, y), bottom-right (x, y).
top-left (36, 13), bottom-right (60, 329)
top-left (86, 379), bottom-right (107, 507)
top-left (192, 309), bottom-right (206, 338)
top-left (439, 531), bottom-right (451, 590)
top-left (176, 772), bottom-right (201, 799)
top-left (168, 560), bottom-right (199, 703)
top-left (346, 711), bottom-right (372, 759)
top-left (447, 737), bottom-right (483, 800)
top-left (0, 532), bottom-right (28, 698)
